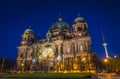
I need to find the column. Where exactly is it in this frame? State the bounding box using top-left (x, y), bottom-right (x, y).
top-left (75, 43), bottom-right (77, 53)
top-left (54, 40), bottom-right (63, 61)
top-left (58, 44), bottom-right (62, 58)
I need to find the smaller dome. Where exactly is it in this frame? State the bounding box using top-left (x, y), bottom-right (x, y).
top-left (24, 28), bottom-right (33, 33)
top-left (74, 17), bottom-right (85, 22)
top-left (74, 14), bottom-right (85, 22)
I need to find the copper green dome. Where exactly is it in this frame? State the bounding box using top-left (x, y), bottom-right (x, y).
top-left (74, 17), bottom-right (85, 22)
top-left (50, 17), bottom-right (70, 30)
top-left (24, 28), bottom-right (33, 33)
top-left (74, 14), bottom-right (85, 22)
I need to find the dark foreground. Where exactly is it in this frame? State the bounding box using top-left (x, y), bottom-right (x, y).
top-left (98, 74), bottom-right (120, 79)
top-left (1, 73), bottom-right (120, 79)
top-left (0, 73), bottom-right (92, 79)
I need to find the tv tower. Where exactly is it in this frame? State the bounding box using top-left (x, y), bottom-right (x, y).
top-left (102, 29), bottom-right (109, 58)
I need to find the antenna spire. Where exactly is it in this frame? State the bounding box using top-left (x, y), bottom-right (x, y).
top-left (101, 28), bottom-right (109, 58)
top-left (101, 28), bottom-right (106, 43)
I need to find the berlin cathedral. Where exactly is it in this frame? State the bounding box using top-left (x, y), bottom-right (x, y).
top-left (16, 14), bottom-right (97, 73)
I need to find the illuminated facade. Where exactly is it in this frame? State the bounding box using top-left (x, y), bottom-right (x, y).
top-left (16, 15), bottom-right (96, 73)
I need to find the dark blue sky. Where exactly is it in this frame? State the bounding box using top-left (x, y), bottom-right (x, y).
top-left (0, 0), bottom-right (120, 60)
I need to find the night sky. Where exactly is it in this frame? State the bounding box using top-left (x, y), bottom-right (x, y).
top-left (0, 0), bottom-right (120, 60)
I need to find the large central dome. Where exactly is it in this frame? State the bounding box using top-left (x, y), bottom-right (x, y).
top-left (48, 17), bottom-right (72, 40)
top-left (50, 17), bottom-right (70, 30)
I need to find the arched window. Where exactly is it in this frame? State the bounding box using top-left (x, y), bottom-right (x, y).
top-left (21, 53), bottom-right (23, 57)
top-left (31, 53), bottom-right (33, 56)
top-left (77, 26), bottom-right (82, 31)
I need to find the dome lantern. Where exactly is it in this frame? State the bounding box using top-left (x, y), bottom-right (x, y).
top-left (58, 17), bottom-right (62, 21)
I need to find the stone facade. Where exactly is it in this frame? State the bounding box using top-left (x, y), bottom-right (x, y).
top-left (16, 15), bottom-right (96, 73)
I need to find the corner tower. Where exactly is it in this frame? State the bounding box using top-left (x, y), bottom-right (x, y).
top-left (21, 27), bottom-right (34, 45)
top-left (72, 14), bottom-right (91, 52)
top-left (72, 14), bottom-right (88, 37)
top-left (16, 27), bottom-right (35, 71)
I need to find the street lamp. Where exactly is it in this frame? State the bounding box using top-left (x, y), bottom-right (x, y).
top-left (21, 63), bottom-right (24, 67)
top-left (21, 63), bottom-right (24, 72)
top-left (104, 58), bottom-right (108, 72)
top-left (104, 58), bottom-right (108, 63)
top-left (114, 55), bottom-right (117, 58)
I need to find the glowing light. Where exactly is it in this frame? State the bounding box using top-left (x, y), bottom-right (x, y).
top-left (73, 64), bottom-right (78, 70)
top-left (82, 58), bottom-right (85, 61)
top-left (42, 47), bottom-right (54, 59)
top-left (21, 63), bottom-right (24, 67)
top-left (104, 58), bottom-right (107, 63)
